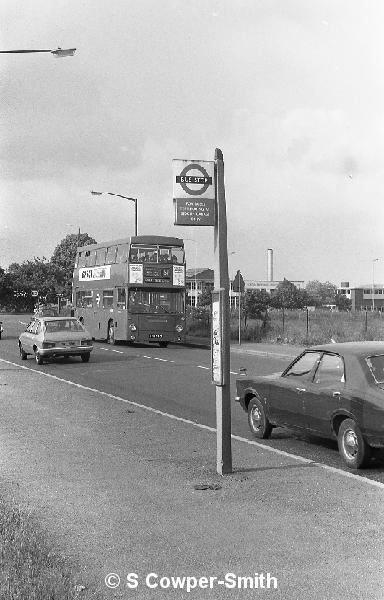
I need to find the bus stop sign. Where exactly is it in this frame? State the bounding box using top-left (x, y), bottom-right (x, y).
top-left (173, 159), bottom-right (215, 226)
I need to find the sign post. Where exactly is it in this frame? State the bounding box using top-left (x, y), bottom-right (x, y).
top-left (173, 150), bottom-right (232, 476)
top-left (212, 148), bottom-right (232, 474)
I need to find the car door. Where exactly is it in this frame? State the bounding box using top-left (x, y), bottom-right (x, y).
top-left (268, 351), bottom-right (322, 429)
top-left (21, 320), bottom-right (38, 353)
top-left (303, 352), bottom-right (345, 435)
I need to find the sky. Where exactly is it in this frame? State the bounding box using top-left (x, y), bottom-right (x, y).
top-left (1, 0), bottom-right (384, 287)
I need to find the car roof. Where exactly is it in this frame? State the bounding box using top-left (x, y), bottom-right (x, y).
top-left (35, 316), bottom-right (78, 322)
top-left (308, 341), bottom-right (384, 357)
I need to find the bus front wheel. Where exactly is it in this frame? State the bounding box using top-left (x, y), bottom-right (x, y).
top-left (107, 320), bottom-right (115, 345)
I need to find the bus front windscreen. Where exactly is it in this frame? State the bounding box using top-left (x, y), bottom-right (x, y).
top-left (128, 289), bottom-right (184, 314)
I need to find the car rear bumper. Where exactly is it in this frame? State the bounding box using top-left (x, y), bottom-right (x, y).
top-left (39, 345), bottom-right (93, 357)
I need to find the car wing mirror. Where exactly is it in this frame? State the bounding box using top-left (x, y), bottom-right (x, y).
top-left (239, 367), bottom-right (247, 376)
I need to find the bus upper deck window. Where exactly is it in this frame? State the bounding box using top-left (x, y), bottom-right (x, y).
top-left (96, 248), bottom-right (107, 265)
top-left (106, 246), bottom-right (117, 264)
top-left (171, 247), bottom-right (184, 264)
top-left (129, 246), bottom-right (138, 262)
top-left (78, 252), bottom-right (86, 268)
top-left (85, 250), bottom-right (96, 267)
top-left (117, 245), bottom-right (129, 263)
top-left (159, 248), bottom-right (171, 262)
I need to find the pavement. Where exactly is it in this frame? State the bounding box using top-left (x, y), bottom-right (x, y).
top-left (0, 351), bottom-right (383, 599)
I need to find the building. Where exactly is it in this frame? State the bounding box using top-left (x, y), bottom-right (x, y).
top-left (338, 281), bottom-right (384, 311)
top-left (186, 268), bottom-right (214, 307)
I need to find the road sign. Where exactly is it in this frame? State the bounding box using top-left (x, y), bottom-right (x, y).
top-left (173, 160), bottom-right (215, 199)
top-left (173, 159), bottom-right (216, 226)
top-left (232, 270), bottom-right (245, 293)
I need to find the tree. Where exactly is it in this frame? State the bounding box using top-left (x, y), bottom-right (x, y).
top-left (197, 286), bottom-right (212, 307)
top-left (335, 293), bottom-right (352, 311)
top-left (305, 280), bottom-right (337, 306)
top-left (6, 258), bottom-right (58, 311)
top-left (51, 232), bottom-right (97, 299)
top-left (243, 289), bottom-right (270, 328)
top-left (271, 278), bottom-right (309, 310)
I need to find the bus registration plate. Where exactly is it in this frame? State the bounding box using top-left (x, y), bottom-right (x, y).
top-left (149, 333), bottom-right (163, 339)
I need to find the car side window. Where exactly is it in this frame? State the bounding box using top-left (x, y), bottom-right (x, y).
top-left (284, 352), bottom-right (322, 379)
top-left (35, 322), bottom-right (41, 335)
top-left (314, 354), bottom-right (345, 386)
top-left (26, 320), bottom-right (37, 334)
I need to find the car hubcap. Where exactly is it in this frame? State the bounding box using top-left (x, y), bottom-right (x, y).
top-left (251, 406), bottom-right (262, 430)
top-left (343, 429), bottom-right (358, 458)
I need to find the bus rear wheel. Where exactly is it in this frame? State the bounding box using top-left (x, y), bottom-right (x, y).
top-left (107, 320), bottom-right (115, 345)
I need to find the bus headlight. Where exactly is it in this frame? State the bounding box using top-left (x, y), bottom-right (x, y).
top-left (129, 323), bottom-right (137, 331)
top-left (175, 324), bottom-right (184, 333)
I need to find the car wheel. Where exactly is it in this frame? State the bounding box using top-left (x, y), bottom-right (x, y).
top-left (107, 320), bottom-right (115, 345)
top-left (337, 418), bottom-right (371, 469)
top-left (159, 341), bottom-right (168, 348)
top-left (19, 344), bottom-right (27, 360)
top-left (247, 397), bottom-right (272, 439)
top-left (34, 350), bottom-right (44, 365)
top-left (81, 353), bottom-right (90, 363)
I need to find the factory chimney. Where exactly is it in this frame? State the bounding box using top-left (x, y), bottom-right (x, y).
top-left (267, 248), bottom-right (273, 282)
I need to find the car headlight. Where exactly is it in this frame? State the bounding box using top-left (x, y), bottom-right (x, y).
top-left (129, 323), bottom-right (137, 331)
top-left (175, 324), bottom-right (184, 333)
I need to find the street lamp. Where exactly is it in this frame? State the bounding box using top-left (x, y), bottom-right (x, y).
top-left (90, 191), bottom-right (138, 236)
top-left (0, 47), bottom-right (76, 58)
top-left (372, 258), bottom-right (379, 311)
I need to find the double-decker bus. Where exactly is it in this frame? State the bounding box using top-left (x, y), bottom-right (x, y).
top-left (72, 235), bottom-right (186, 347)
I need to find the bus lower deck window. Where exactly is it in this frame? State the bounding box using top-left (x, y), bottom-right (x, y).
top-left (103, 289), bottom-right (114, 308)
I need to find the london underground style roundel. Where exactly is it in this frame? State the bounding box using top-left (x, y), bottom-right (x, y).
top-left (173, 159), bottom-right (215, 200)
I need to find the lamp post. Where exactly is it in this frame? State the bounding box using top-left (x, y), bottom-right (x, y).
top-left (0, 47), bottom-right (76, 58)
top-left (372, 258), bottom-right (379, 311)
top-left (90, 191), bottom-right (138, 236)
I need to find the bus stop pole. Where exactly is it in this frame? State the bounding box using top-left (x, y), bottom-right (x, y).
top-left (213, 148), bottom-right (232, 475)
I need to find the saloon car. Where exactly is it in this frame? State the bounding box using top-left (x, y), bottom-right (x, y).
top-left (235, 342), bottom-right (384, 469)
top-left (19, 316), bottom-right (93, 365)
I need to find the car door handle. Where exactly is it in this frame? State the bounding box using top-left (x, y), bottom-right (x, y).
top-left (296, 387), bottom-right (306, 392)
top-left (332, 391), bottom-right (341, 398)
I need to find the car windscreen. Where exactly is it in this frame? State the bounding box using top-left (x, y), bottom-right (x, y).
top-left (44, 320), bottom-right (85, 333)
top-left (366, 354), bottom-right (384, 384)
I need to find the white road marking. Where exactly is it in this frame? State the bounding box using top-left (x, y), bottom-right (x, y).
top-left (197, 365), bottom-right (209, 370)
top-left (154, 357), bottom-right (167, 362)
top-left (19, 321), bottom-right (27, 325)
top-left (110, 349), bottom-right (123, 354)
top-left (1, 357), bottom-right (383, 490)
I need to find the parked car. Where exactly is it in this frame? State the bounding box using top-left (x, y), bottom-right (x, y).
top-left (19, 317), bottom-right (93, 365)
top-left (0, 321), bottom-right (3, 339)
top-left (235, 342), bottom-right (384, 469)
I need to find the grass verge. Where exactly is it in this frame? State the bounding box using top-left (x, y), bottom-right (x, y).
top-left (0, 496), bottom-right (100, 599)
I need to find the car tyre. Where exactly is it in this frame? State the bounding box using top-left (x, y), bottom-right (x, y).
top-left (337, 418), bottom-right (371, 469)
top-left (247, 396), bottom-right (272, 439)
top-left (107, 320), bottom-right (115, 345)
top-left (19, 344), bottom-right (27, 360)
top-left (159, 341), bottom-right (168, 348)
top-left (34, 350), bottom-right (44, 365)
top-left (81, 353), bottom-right (90, 363)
